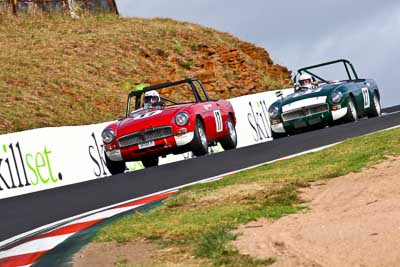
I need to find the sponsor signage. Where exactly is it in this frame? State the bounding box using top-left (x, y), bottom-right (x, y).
top-left (229, 89), bottom-right (293, 147)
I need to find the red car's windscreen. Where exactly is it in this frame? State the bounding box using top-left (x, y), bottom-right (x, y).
top-left (129, 83), bottom-right (198, 113)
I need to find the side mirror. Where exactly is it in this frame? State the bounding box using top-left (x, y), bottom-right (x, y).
top-left (117, 115), bottom-right (123, 121)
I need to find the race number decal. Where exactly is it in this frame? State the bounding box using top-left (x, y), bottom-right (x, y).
top-left (133, 110), bottom-right (162, 120)
top-left (361, 87), bottom-right (370, 109)
top-left (213, 110), bottom-right (223, 132)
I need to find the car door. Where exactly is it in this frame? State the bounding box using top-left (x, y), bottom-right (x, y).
top-left (192, 81), bottom-right (224, 140)
top-left (355, 81), bottom-right (372, 116)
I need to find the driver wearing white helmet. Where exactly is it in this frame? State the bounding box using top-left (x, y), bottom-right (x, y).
top-left (143, 90), bottom-right (160, 109)
top-left (298, 73), bottom-right (313, 90)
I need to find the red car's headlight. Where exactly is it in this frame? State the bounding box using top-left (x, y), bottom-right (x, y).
top-left (102, 129), bottom-right (115, 143)
top-left (175, 112), bottom-right (189, 126)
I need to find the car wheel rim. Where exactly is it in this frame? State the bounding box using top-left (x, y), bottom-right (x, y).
top-left (350, 100), bottom-right (357, 120)
top-left (228, 120), bottom-right (237, 143)
top-left (198, 125), bottom-right (207, 148)
top-left (374, 95), bottom-right (381, 115)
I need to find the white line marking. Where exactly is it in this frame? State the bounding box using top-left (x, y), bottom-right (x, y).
top-left (63, 205), bottom-right (141, 226)
top-left (199, 142), bottom-right (342, 184)
top-left (382, 110), bottom-right (400, 116)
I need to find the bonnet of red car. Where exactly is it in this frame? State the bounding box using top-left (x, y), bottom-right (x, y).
top-left (116, 105), bottom-right (190, 138)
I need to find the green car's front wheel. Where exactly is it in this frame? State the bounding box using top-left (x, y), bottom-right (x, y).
top-left (271, 131), bottom-right (288, 139)
top-left (343, 97), bottom-right (358, 123)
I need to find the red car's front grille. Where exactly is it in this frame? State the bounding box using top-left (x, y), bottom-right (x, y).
top-left (118, 126), bottom-right (173, 148)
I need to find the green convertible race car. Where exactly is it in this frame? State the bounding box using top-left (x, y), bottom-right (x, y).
top-left (268, 59), bottom-right (382, 139)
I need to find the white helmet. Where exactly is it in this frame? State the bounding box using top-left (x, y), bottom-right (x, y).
top-left (143, 90), bottom-right (160, 109)
top-left (298, 73), bottom-right (313, 89)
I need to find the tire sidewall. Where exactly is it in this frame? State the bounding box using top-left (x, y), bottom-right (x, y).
top-left (191, 118), bottom-right (208, 156)
top-left (221, 115), bottom-right (237, 149)
top-left (142, 157), bottom-right (159, 168)
top-left (104, 152), bottom-right (126, 175)
top-left (370, 94), bottom-right (381, 117)
top-left (227, 117), bottom-right (237, 147)
top-left (344, 97), bottom-right (357, 123)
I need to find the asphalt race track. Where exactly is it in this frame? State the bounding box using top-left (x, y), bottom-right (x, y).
top-left (1, 106), bottom-right (399, 244)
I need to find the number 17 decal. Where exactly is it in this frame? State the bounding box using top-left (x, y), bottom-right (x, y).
top-left (361, 87), bottom-right (370, 109)
top-left (213, 110), bottom-right (223, 132)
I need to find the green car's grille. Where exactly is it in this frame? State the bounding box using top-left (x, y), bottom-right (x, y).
top-left (118, 126), bottom-right (173, 148)
top-left (282, 103), bottom-right (329, 121)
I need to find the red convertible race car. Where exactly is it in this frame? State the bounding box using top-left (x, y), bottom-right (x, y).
top-left (101, 78), bottom-right (237, 174)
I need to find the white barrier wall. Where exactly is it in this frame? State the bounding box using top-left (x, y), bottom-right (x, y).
top-left (0, 123), bottom-right (111, 199)
top-left (229, 89), bottom-right (292, 147)
top-left (0, 89), bottom-right (293, 199)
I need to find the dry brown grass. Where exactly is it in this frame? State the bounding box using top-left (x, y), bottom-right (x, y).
top-left (0, 13), bottom-right (289, 134)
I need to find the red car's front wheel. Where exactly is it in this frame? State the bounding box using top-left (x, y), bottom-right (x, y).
top-left (104, 152), bottom-right (126, 175)
top-left (191, 118), bottom-right (209, 156)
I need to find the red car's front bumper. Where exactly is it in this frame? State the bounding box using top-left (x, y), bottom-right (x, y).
top-left (106, 132), bottom-right (194, 162)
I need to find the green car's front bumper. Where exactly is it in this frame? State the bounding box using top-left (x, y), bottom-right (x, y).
top-left (271, 104), bottom-right (348, 134)
top-left (284, 110), bottom-right (333, 132)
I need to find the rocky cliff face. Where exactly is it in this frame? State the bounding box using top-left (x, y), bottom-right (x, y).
top-left (138, 40), bottom-right (291, 100)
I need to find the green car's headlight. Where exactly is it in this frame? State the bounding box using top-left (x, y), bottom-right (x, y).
top-left (331, 91), bottom-right (343, 103)
top-left (175, 112), bottom-right (189, 126)
top-left (268, 106), bottom-right (279, 119)
top-left (102, 129), bottom-right (115, 143)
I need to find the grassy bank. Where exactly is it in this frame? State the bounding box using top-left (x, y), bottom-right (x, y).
top-left (0, 13), bottom-right (290, 134)
top-left (94, 128), bottom-right (400, 266)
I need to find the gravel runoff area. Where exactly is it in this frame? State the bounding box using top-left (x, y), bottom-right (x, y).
top-left (234, 156), bottom-right (400, 267)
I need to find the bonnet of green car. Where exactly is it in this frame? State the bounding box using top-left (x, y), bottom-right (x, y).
top-left (279, 83), bottom-right (344, 106)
